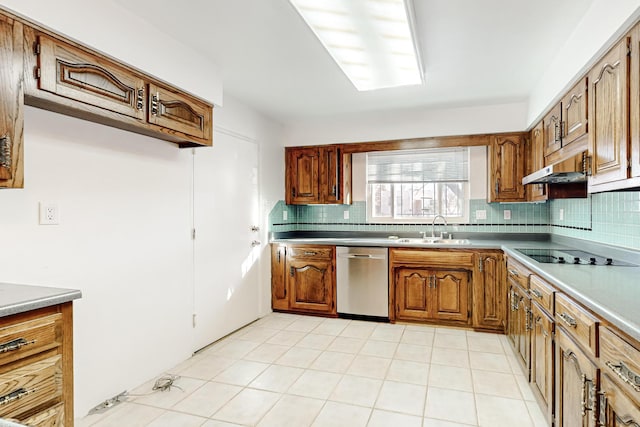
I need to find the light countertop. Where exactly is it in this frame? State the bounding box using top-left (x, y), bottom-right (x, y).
top-left (0, 282), bottom-right (82, 318)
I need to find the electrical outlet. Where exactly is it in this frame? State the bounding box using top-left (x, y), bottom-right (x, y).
top-left (282, 210), bottom-right (288, 221)
top-left (504, 210), bottom-right (511, 220)
top-left (343, 210), bottom-right (349, 220)
top-left (39, 202), bottom-right (60, 225)
top-left (559, 208), bottom-right (564, 221)
top-left (475, 210), bottom-right (487, 220)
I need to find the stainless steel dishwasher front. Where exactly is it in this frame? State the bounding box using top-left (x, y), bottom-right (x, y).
top-left (336, 246), bottom-right (389, 318)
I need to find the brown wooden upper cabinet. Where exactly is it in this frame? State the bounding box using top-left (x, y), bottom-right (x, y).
top-left (0, 15), bottom-right (24, 189)
top-left (24, 26), bottom-right (213, 148)
top-left (588, 37), bottom-right (630, 190)
top-left (629, 23), bottom-right (640, 182)
top-left (543, 79), bottom-right (588, 159)
top-left (285, 145), bottom-right (351, 205)
top-left (528, 121), bottom-right (547, 202)
top-left (488, 134), bottom-right (526, 202)
top-left (543, 104), bottom-right (562, 157)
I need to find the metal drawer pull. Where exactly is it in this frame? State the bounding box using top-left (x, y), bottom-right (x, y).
top-left (0, 388), bottom-right (36, 406)
top-left (530, 289), bottom-right (542, 299)
top-left (303, 251), bottom-right (317, 256)
top-left (558, 312), bottom-right (577, 328)
top-left (508, 269), bottom-right (519, 277)
top-left (606, 360), bottom-right (640, 392)
top-left (0, 338), bottom-right (36, 354)
top-left (0, 135), bottom-right (11, 170)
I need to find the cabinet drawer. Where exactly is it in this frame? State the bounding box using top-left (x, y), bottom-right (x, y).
top-left (391, 249), bottom-right (474, 267)
top-left (0, 355), bottom-right (62, 419)
top-left (529, 275), bottom-right (554, 314)
top-left (288, 246), bottom-right (333, 259)
top-left (0, 314), bottom-right (61, 366)
top-left (555, 293), bottom-right (599, 356)
top-left (600, 327), bottom-right (640, 402)
top-left (21, 402), bottom-right (64, 427)
top-left (506, 258), bottom-right (530, 289)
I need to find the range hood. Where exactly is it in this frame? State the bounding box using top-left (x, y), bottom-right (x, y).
top-left (522, 152), bottom-right (588, 185)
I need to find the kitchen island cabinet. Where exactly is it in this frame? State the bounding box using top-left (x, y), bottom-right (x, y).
top-left (0, 283), bottom-right (80, 427)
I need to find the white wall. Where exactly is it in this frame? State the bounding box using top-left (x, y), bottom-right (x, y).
top-left (283, 101), bottom-right (528, 146)
top-left (0, 0), bottom-right (222, 104)
top-left (527, 0), bottom-right (640, 126)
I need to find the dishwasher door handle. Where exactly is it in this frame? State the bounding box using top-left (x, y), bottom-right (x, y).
top-left (341, 254), bottom-right (386, 260)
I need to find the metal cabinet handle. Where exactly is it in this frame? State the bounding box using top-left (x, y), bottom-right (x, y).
top-left (0, 388), bottom-right (36, 406)
top-left (495, 179), bottom-right (499, 195)
top-left (304, 251), bottom-right (317, 256)
top-left (508, 269), bottom-right (519, 278)
top-left (598, 391), bottom-right (607, 426)
top-left (478, 258), bottom-right (484, 272)
top-left (151, 92), bottom-right (160, 115)
top-left (581, 374), bottom-right (588, 416)
top-left (530, 289), bottom-right (542, 299)
top-left (525, 307), bottom-right (533, 331)
top-left (251, 240), bottom-right (261, 247)
top-left (606, 360), bottom-right (640, 392)
top-left (289, 266), bottom-right (294, 277)
top-left (292, 188), bottom-right (297, 198)
top-left (0, 135), bottom-right (11, 171)
top-left (136, 87), bottom-right (144, 110)
top-left (0, 338), bottom-right (36, 354)
top-left (558, 312), bottom-right (577, 328)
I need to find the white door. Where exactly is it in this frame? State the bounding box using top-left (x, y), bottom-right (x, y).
top-left (193, 130), bottom-right (260, 352)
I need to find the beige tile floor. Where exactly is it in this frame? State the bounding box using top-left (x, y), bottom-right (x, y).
top-left (78, 313), bottom-right (549, 427)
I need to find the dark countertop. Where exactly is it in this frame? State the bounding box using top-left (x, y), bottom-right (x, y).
top-left (272, 232), bottom-right (640, 341)
top-left (0, 282), bottom-right (82, 318)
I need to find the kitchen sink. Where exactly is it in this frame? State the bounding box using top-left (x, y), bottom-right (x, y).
top-left (395, 238), bottom-right (471, 245)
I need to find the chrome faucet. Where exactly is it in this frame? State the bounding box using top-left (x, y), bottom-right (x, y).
top-left (431, 215), bottom-right (448, 239)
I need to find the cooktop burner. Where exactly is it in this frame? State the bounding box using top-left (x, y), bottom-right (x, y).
top-left (515, 248), bottom-right (637, 266)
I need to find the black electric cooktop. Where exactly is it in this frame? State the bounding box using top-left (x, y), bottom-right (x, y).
top-left (515, 248), bottom-right (637, 266)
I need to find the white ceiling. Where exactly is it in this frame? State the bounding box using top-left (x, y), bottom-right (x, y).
top-left (115, 0), bottom-right (595, 124)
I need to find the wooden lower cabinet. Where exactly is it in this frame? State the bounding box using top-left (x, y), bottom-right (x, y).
top-left (271, 244), bottom-right (288, 311)
top-left (288, 257), bottom-right (335, 313)
top-left (394, 267), bottom-right (469, 323)
top-left (556, 327), bottom-right (599, 427)
top-left (270, 244), bottom-right (336, 316)
top-left (472, 251), bottom-right (505, 331)
top-left (599, 374), bottom-right (640, 426)
top-left (0, 303), bottom-right (74, 426)
top-left (507, 281), bottom-right (531, 377)
top-left (531, 301), bottom-right (555, 424)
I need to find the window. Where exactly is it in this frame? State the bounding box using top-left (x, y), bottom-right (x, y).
top-left (366, 147), bottom-right (470, 223)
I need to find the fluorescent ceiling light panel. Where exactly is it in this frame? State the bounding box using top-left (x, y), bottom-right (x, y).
top-left (290, 0), bottom-right (424, 91)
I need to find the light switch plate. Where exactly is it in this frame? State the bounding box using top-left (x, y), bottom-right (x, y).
top-left (343, 210), bottom-right (349, 220)
top-left (504, 210), bottom-right (511, 220)
top-left (475, 210), bottom-right (487, 220)
top-left (559, 209), bottom-right (564, 221)
top-left (282, 211), bottom-right (288, 221)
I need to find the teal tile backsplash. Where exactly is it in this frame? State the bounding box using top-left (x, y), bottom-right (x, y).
top-left (271, 192), bottom-right (640, 250)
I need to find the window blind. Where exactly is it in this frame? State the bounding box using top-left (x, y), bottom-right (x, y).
top-left (367, 147), bottom-right (469, 183)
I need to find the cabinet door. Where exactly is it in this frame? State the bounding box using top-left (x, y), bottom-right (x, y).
top-left (321, 145), bottom-right (342, 204)
top-left (37, 34), bottom-right (146, 121)
top-left (0, 17), bottom-right (23, 188)
top-left (271, 245), bottom-right (288, 311)
top-left (562, 78), bottom-right (588, 147)
top-left (147, 83), bottom-right (212, 142)
top-left (543, 104), bottom-right (563, 157)
top-left (531, 302), bottom-right (554, 424)
top-left (432, 269), bottom-right (470, 323)
top-left (528, 121), bottom-right (547, 202)
top-left (588, 38), bottom-right (630, 188)
top-left (556, 327), bottom-right (599, 427)
top-left (473, 253), bottom-right (504, 331)
top-left (489, 134), bottom-right (526, 202)
top-left (507, 282), bottom-right (530, 377)
top-left (288, 258), bottom-right (335, 314)
top-left (599, 374), bottom-right (640, 427)
top-left (286, 147), bottom-right (320, 204)
top-left (630, 23), bottom-right (640, 179)
top-left (395, 268), bottom-right (433, 321)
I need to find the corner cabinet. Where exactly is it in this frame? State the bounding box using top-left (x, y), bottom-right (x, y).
top-left (270, 244), bottom-right (337, 316)
top-left (472, 251), bottom-right (505, 332)
top-left (0, 15), bottom-right (24, 189)
top-left (285, 145), bottom-right (351, 205)
top-left (488, 133), bottom-right (526, 202)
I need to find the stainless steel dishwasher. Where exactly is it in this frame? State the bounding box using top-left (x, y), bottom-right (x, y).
top-left (336, 246), bottom-right (389, 319)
